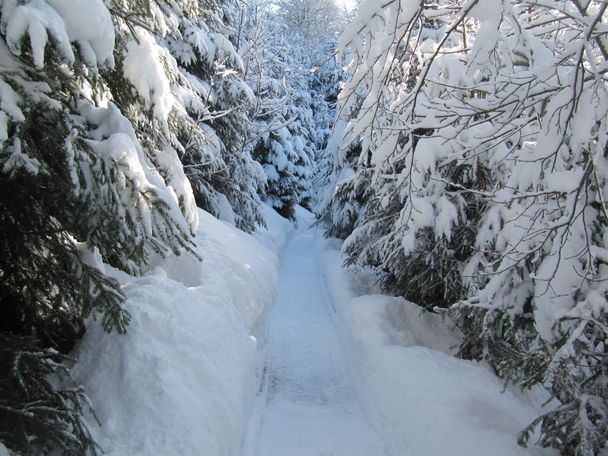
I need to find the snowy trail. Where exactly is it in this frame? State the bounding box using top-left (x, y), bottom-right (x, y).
top-left (241, 222), bottom-right (388, 456)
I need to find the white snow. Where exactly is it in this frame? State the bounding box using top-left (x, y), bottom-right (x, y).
top-left (2, 0), bottom-right (114, 70)
top-left (2, 0), bottom-right (74, 68)
top-left (80, 100), bottom-right (199, 233)
top-left (315, 234), bottom-right (559, 456)
top-left (73, 205), bottom-right (292, 456)
top-left (123, 28), bottom-right (175, 122)
top-left (71, 205), bottom-right (561, 456)
top-left (241, 207), bottom-right (388, 456)
top-left (46, 0), bottom-right (115, 69)
top-left (0, 75), bottom-right (23, 148)
top-left (0, 79), bottom-right (24, 124)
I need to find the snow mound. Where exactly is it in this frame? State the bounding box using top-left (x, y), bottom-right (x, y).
top-left (316, 235), bottom-right (557, 456)
top-left (73, 205), bottom-right (290, 456)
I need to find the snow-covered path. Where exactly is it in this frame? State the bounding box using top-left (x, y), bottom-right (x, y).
top-left (241, 223), bottom-right (388, 456)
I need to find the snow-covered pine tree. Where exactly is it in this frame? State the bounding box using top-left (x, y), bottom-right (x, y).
top-left (307, 35), bottom-right (342, 209)
top-left (0, 0), bottom-right (213, 452)
top-left (330, 2), bottom-right (482, 308)
top-left (162, 0), bottom-right (266, 231)
top-left (241, 2), bottom-right (315, 219)
top-left (273, 0), bottom-right (343, 171)
top-left (332, 0), bottom-right (608, 453)
top-left (317, 109), bottom-right (373, 240)
top-left (279, 43), bottom-right (318, 210)
top-left (275, 0), bottom-right (343, 55)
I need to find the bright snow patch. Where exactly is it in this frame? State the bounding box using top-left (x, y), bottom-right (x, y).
top-left (73, 206), bottom-right (292, 456)
top-left (123, 28), bottom-right (175, 122)
top-left (46, 0), bottom-right (115, 69)
top-left (241, 208), bottom-right (387, 456)
top-left (316, 235), bottom-right (558, 456)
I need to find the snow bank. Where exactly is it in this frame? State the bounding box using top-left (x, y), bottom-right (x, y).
top-left (253, 203), bottom-right (294, 255)
top-left (73, 205), bottom-right (291, 456)
top-left (315, 235), bottom-right (557, 456)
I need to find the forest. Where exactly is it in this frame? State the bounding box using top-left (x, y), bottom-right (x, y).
top-left (0, 0), bottom-right (606, 455)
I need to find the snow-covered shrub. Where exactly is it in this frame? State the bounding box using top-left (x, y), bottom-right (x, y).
top-left (330, 0), bottom-right (608, 453)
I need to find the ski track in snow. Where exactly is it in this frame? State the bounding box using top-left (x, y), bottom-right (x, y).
top-left (242, 223), bottom-right (388, 456)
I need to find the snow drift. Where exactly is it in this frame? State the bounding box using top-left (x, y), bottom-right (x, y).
top-left (72, 206), bottom-right (292, 456)
top-left (315, 235), bottom-right (557, 456)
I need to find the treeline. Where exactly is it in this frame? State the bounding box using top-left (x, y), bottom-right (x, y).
top-left (0, 0), bottom-right (340, 453)
top-left (321, 1), bottom-right (608, 454)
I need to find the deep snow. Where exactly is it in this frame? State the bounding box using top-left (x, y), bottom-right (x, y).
top-left (316, 235), bottom-right (558, 456)
top-left (241, 208), bottom-right (388, 456)
top-left (71, 204), bottom-right (560, 456)
top-left (72, 205), bottom-right (292, 456)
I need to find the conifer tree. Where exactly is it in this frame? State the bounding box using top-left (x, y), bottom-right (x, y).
top-left (241, 2), bottom-right (315, 219)
top-left (163, 0), bottom-right (266, 231)
top-left (330, 0), bottom-right (608, 453)
top-left (242, 0), bottom-right (344, 219)
top-left (0, 0), bottom-right (224, 452)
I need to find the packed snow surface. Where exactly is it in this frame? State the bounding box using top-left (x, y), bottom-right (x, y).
top-left (241, 208), bottom-right (388, 456)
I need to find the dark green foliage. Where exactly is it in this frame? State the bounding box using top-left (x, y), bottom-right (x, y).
top-left (319, 143), bottom-right (370, 239)
top-left (461, 306), bottom-right (608, 455)
top-left (0, 1), bottom-right (198, 452)
top-left (0, 334), bottom-right (100, 456)
top-left (0, 97), bottom-right (130, 344)
top-left (341, 153), bottom-right (491, 310)
top-left (380, 227), bottom-right (467, 310)
top-left (518, 328), bottom-right (608, 455)
top-left (0, 172), bottom-right (128, 347)
top-left (0, 97), bottom-right (129, 455)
